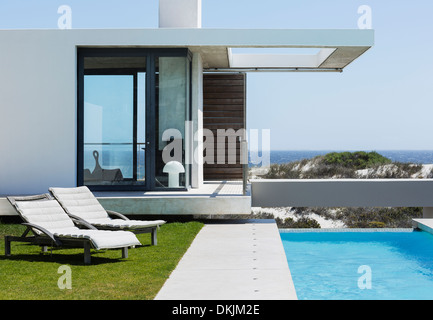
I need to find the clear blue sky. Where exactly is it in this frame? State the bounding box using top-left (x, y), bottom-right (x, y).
top-left (1, 0), bottom-right (432, 151)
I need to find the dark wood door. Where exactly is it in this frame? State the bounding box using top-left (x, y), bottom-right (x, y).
top-left (203, 73), bottom-right (246, 180)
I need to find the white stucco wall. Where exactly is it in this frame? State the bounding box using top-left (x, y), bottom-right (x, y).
top-left (0, 29), bottom-right (204, 195)
top-left (0, 30), bottom-right (77, 195)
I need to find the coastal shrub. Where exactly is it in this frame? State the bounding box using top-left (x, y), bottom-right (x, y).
top-left (249, 210), bottom-right (277, 220)
top-left (262, 158), bottom-right (358, 179)
top-left (367, 221), bottom-right (386, 228)
top-left (277, 217), bottom-right (321, 229)
top-left (301, 163), bottom-right (356, 179)
top-left (340, 207), bottom-right (422, 228)
top-left (291, 207), bottom-right (307, 215)
top-left (323, 151), bottom-right (391, 170)
top-left (294, 217), bottom-right (321, 228)
top-left (392, 162), bottom-right (423, 176)
top-left (264, 163), bottom-right (300, 179)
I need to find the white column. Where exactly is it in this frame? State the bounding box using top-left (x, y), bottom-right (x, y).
top-left (159, 0), bottom-right (202, 28)
top-left (191, 52), bottom-right (203, 188)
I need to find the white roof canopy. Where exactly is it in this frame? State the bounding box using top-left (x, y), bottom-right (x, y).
top-left (81, 28), bottom-right (371, 71)
top-left (1, 28), bottom-right (372, 72)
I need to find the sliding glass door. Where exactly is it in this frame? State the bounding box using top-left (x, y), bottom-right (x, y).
top-left (78, 48), bottom-right (191, 191)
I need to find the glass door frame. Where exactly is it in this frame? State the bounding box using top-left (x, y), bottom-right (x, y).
top-left (77, 47), bottom-right (192, 191)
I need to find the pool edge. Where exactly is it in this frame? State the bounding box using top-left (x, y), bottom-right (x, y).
top-left (279, 228), bottom-right (414, 233)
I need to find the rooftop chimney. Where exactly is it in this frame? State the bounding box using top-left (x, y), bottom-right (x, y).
top-left (159, 0), bottom-right (202, 28)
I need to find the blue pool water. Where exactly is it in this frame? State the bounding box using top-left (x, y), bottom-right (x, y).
top-left (280, 230), bottom-right (433, 300)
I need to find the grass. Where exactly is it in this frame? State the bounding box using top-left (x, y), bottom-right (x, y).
top-left (0, 221), bottom-right (203, 300)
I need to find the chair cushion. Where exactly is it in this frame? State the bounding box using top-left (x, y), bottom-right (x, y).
top-left (50, 186), bottom-right (109, 221)
top-left (52, 228), bottom-right (141, 250)
top-left (15, 200), bottom-right (76, 233)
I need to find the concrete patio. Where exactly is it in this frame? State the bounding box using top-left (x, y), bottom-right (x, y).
top-left (0, 181), bottom-right (251, 216)
top-left (94, 181), bottom-right (251, 216)
top-left (154, 219), bottom-right (297, 300)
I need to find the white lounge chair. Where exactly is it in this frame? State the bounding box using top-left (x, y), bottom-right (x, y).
top-left (49, 186), bottom-right (166, 245)
top-left (6, 194), bottom-right (141, 264)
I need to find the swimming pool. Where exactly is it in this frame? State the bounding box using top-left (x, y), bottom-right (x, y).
top-left (280, 229), bottom-right (433, 300)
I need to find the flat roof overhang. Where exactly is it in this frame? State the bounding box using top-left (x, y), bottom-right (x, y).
top-left (184, 29), bottom-right (375, 72)
top-left (0, 28), bottom-right (373, 71)
top-left (59, 28), bottom-right (374, 72)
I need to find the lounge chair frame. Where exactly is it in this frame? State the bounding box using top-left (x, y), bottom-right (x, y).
top-left (6, 194), bottom-right (129, 264)
top-left (70, 209), bottom-right (159, 245)
top-left (65, 210), bottom-right (158, 246)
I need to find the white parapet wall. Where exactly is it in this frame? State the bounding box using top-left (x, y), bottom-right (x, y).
top-left (251, 179), bottom-right (433, 209)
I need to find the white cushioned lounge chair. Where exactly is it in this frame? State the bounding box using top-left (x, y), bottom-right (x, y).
top-left (6, 194), bottom-right (141, 264)
top-left (49, 186), bottom-right (166, 245)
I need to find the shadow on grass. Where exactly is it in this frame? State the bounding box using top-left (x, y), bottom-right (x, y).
top-left (0, 247), bottom-right (131, 266)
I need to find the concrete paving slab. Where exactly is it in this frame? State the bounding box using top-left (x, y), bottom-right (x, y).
top-left (155, 219), bottom-right (297, 300)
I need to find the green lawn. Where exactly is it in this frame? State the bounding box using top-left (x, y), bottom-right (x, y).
top-left (0, 221), bottom-right (203, 300)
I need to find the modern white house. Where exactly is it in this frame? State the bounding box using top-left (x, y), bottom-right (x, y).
top-left (0, 0), bottom-right (375, 216)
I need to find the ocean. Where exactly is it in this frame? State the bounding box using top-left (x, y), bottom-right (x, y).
top-left (264, 150), bottom-right (433, 166)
